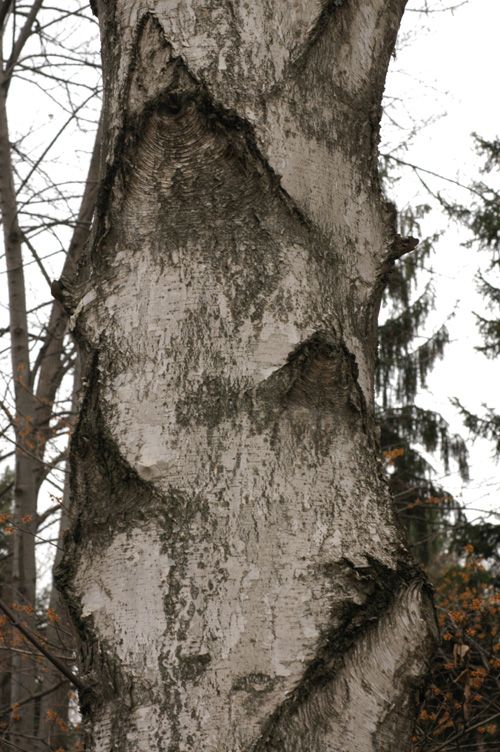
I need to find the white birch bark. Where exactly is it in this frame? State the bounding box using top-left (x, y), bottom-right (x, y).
top-left (63, 2), bottom-right (438, 750)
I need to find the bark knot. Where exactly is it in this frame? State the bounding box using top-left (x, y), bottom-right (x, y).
top-left (281, 332), bottom-right (365, 418)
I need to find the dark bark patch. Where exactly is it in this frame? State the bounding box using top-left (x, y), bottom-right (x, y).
top-left (291, 0), bottom-right (346, 73)
top-left (284, 332), bottom-right (362, 414)
top-left (65, 352), bottom-right (158, 546)
top-left (251, 557), bottom-right (435, 752)
top-left (175, 652), bottom-right (212, 682)
top-left (233, 673), bottom-right (278, 695)
top-left (89, 11), bottom-right (330, 333)
top-left (255, 332), bottom-right (367, 432)
top-left (173, 332), bottom-right (368, 447)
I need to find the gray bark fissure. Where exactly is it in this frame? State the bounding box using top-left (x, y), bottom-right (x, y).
top-left (64, 2), bottom-right (437, 750)
top-left (91, 12), bottom-right (315, 268)
top-left (252, 567), bottom-right (434, 752)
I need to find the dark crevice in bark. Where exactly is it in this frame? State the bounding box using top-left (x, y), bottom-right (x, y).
top-left (283, 0), bottom-right (404, 154)
top-left (257, 330), bottom-right (373, 447)
top-left (282, 332), bottom-right (368, 421)
top-left (55, 348), bottom-right (159, 708)
top-left (252, 558), bottom-right (434, 752)
top-left (59, 349), bottom-right (160, 548)
top-left (291, 0), bottom-right (346, 72)
top-left (174, 332), bottom-right (368, 436)
top-left (90, 11), bottom-right (316, 277)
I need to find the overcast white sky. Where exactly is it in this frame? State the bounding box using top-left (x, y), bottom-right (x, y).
top-left (382, 0), bottom-right (500, 522)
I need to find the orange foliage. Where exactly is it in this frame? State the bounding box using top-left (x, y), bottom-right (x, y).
top-left (412, 550), bottom-right (500, 750)
top-left (47, 607), bottom-right (60, 623)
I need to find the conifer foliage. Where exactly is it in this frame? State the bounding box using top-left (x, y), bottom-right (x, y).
top-left (377, 203), bottom-right (468, 565)
top-left (446, 135), bottom-right (500, 454)
top-left (380, 139), bottom-right (500, 750)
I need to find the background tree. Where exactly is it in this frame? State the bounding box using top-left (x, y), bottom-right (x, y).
top-left (0, 2), bottom-right (99, 749)
top-left (412, 137), bottom-right (500, 750)
top-left (375, 191), bottom-right (500, 751)
top-left (380, 130), bottom-right (500, 749)
top-left (376, 196), bottom-right (468, 568)
top-left (446, 135), bottom-right (500, 454)
top-left (376, 14), bottom-right (500, 739)
top-left (0, 467), bottom-right (14, 726)
top-left (411, 547), bottom-right (500, 751)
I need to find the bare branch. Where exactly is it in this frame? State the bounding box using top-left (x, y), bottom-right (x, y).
top-left (4, 0), bottom-right (44, 86)
top-left (0, 598), bottom-right (85, 690)
top-left (0, 679), bottom-right (67, 719)
top-left (0, 0), bottom-right (14, 31)
top-left (383, 153), bottom-right (490, 200)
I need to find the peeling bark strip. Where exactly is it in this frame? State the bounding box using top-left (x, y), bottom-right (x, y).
top-left (63, 1), bottom-right (437, 750)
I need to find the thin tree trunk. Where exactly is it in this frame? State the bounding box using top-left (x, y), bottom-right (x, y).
top-left (35, 493), bottom-right (74, 750)
top-left (63, 2), bottom-right (438, 750)
top-left (33, 117), bottom-right (102, 480)
top-left (0, 53), bottom-right (38, 749)
top-left (32, 126), bottom-right (101, 750)
top-left (37, 362), bottom-right (82, 750)
top-left (0, 527), bottom-right (13, 731)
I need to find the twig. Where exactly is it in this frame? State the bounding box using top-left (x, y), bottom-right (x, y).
top-left (0, 678), bottom-right (67, 719)
top-left (0, 597), bottom-right (85, 691)
top-left (382, 153), bottom-right (489, 200)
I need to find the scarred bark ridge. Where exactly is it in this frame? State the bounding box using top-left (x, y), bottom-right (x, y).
top-left (89, 12), bottom-right (313, 263)
top-left (253, 561), bottom-right (436, 752)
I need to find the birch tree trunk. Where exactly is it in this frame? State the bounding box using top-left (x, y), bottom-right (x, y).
top-left (64, 1), bottom-right (438, 750)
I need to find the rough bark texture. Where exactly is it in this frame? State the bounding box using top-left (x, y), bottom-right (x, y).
top-left (63, 2), bottom-right (437, 750)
